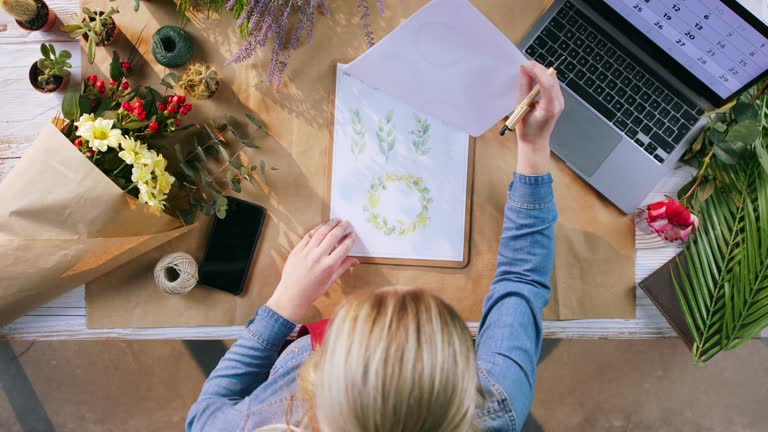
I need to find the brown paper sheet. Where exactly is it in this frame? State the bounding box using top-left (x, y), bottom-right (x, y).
top-left (0, 123), bottom-right (193, 325)
top-left (85, 0), bottom-right (635, 328)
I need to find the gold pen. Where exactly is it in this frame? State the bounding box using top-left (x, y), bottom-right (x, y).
top-left (499, 58), bottom-right (562, 136)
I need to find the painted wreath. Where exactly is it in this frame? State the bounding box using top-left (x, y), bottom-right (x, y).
top-left (363, 173), bottom-right (433, 236)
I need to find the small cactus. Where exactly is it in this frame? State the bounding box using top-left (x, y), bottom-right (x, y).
top-left (178, 63), bottom-right (220, 100)
top-left (1, 0), bottom-right (38, 22)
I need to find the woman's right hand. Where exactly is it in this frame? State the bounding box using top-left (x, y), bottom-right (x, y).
top-left (514, 61), bottom-right (565, 175)
top-left (267, 220), bottom-right (358, 322)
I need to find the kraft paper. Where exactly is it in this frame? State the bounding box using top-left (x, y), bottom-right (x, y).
top-left (0, 123), bottom-right (193, 325)
top-left (83, 0), bottom-right (635, 328)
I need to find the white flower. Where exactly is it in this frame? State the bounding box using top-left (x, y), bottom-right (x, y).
top-left (73, 113), bottom-right (95, 131)
top-left (78, 118), bottom-right (122, 152)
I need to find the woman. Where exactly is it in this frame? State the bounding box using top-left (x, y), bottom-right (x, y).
top-left (186, 61), bottom-right (564, 432)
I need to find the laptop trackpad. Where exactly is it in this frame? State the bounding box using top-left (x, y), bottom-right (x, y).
top-left (550, 90), bottom-right (622, 177)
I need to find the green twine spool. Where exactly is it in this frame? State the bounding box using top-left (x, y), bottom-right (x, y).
top-left (151, 26), bottom-right (193, 68)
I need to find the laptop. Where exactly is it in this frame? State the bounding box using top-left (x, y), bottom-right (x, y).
top-left (519, 0), bottom-right (768, 213)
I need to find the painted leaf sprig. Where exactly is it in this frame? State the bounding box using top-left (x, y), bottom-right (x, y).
top-left (363, 173), bottom-right (431, 236)
top-left (376, 110), bottom-right (396, 163)
top-left (409, 113), bottom-right (432, 156)
top-left (350, 108), bottom-right (367, 158)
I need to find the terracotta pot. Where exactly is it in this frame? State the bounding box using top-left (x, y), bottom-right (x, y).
top-left (28, 62), bottom-right (69, 94)
top-left (16, 3), bottom-right (57, 32)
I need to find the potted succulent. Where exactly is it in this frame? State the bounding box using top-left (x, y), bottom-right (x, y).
top-left (178, 63), bottom-right (221, 100)
top-left (29, 43), bottom-right (72, 93)
top-left (1, 0), bottom-right (57, 31)
top-left (61, 7), bottom-right (120, 64)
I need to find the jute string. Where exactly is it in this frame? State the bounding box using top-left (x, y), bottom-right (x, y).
top-left (154, 252), bottom-right (198, 295)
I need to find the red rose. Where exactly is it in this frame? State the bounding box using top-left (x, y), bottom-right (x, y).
top-left (133, 100), bottom-right (143, 109)
top-left (646, 198), bottom-right (699, 242)
top-left (137, 111), bottom-right (146, 121)
top-left (148, 121), bottom-right (159, 134)
top-left (120, 101), bottom-right (132, 111)
top-left (95, 80), bottom-right (106, 94)
top-left (86, 150), bottom-right (95, 157)
top-left (109, 80), bottom-right (117, 88)
top-left (158, 102), bottom-right (167, 112)
top-left (120, 61), bottom-right (130, 70)
top-left (86, 74), bottom-right (98, 84)
top-left (176, 95), bottom-right (186, 105)
top-left (73, 138), bottom-right (83, 148)
top-left (120, 81), bottom-right (129, 90)
top-left (175, 118), bottom-right (181, 127)
top-left (167, 103), bottom-right (177, 114)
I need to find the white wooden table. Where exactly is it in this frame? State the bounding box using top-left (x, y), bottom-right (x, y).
top-left (1, 0), bottom-right (766, 340)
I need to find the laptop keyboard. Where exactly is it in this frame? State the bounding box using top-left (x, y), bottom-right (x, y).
top-left (523, 1), bottom-right (705, 164)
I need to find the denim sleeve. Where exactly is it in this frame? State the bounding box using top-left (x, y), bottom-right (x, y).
top-left (186, 305), bottom-right (297, 432)
top-left (476, 173), bottom-right (557, 431)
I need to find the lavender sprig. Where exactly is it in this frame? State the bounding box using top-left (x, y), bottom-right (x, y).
top-left (227, 0), bottom-right (385, 90)
top-left (358, 0), bottom-right (375, 48)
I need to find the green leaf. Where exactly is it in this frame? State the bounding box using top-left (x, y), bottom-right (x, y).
top-left (725, 119), bottom-right (760, 147)
top-left (244, 113), bottom-right (270, 136)
top-left (61, 89), bottom-right (81, 121)
top-left (229, 159), bottom-right (244, 170)
top-left (160, 72), bottom-right (178, 89)
top-left (756, 140), bottom-right (768, 176)
top-left (732, 102), bottom-right (758, 121)
top-left (226, 171), bottom-right (241, 193)
top-left (258, 160), bottom-right (267, 184)
top-left (123, 121), bottom-right (149, 129)
top-left (109, 50), bottom-right (123, 82)
top-left (215, 196), bottom-right (228, 219)
top-left (714, 142), bottom-right (739, 164)
top-left (40, 43), bottom-right (50, 59)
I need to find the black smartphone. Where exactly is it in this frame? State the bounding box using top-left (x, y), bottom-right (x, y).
top-left (198, 196), bottom-right (267, 295)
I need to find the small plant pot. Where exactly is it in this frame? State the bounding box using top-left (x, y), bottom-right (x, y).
top-left (28, 62), bottom-right (68, 94)
top-left (16, 0), bottom-right (57, 32)
top-left (82, 16), bottom-right (120, 47)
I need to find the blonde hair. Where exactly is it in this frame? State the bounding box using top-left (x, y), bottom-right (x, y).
top-left (258, 287), bottom-right (482, 432)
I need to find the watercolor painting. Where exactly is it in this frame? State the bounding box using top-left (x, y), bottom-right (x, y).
top-left (363, 172), bottom-right (432, 236)
top-left (330, 65), bottom-right (470, 261)
top-left (376, 110), bottom-right (396, 162)
top-left (409, 114), bottom-right (432, 156)
top-left (350, 108), bottom-right (367, 159)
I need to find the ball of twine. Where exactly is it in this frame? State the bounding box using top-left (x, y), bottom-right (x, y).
top-left (154, 252), bottom-right (198, 295)
top-left (151, 26), bottom-right (193, 68)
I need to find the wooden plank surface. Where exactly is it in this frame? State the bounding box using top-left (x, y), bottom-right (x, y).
top-left (0, 0), bottom-right (765, 340)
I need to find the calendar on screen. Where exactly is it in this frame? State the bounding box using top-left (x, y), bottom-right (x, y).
top-left (605, 0), bottom-right (768, 98)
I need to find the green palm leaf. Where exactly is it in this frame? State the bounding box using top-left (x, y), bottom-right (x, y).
top-left (673, 159), bottom-right (768, 362)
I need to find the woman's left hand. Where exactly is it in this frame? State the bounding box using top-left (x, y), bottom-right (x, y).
top-left (267, 220), bottom-right (359, 322)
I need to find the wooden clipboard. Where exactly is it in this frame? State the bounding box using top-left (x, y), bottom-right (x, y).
top-left (325, 62), bottom-right (475, 269)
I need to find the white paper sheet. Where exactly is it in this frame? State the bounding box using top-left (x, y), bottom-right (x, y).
top-left (344, 0), bottom-right (529, 137)
top-left (330, 65), bottom-right (469, 261)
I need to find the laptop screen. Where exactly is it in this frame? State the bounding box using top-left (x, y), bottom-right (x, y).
top-left (602, 0), bottom-right (768, 100)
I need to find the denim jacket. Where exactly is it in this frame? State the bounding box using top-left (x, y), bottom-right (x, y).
top-left (187, 173), bottom-right (557, 432)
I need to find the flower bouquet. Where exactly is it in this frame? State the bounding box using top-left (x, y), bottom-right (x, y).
top-left (0, 53), bottom-right (198, 325)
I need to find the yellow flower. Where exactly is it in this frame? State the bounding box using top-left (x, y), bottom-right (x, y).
top-left (155, 170), bottom-right (174, 195)
top-left (78, 118), bottom-right (122, 152)
top-left (152, 154), bottom-right (168, 174)
top-left (138, 183), bottom-right (163, 209)
top-left (118, 136), bottom-right (141, 164)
